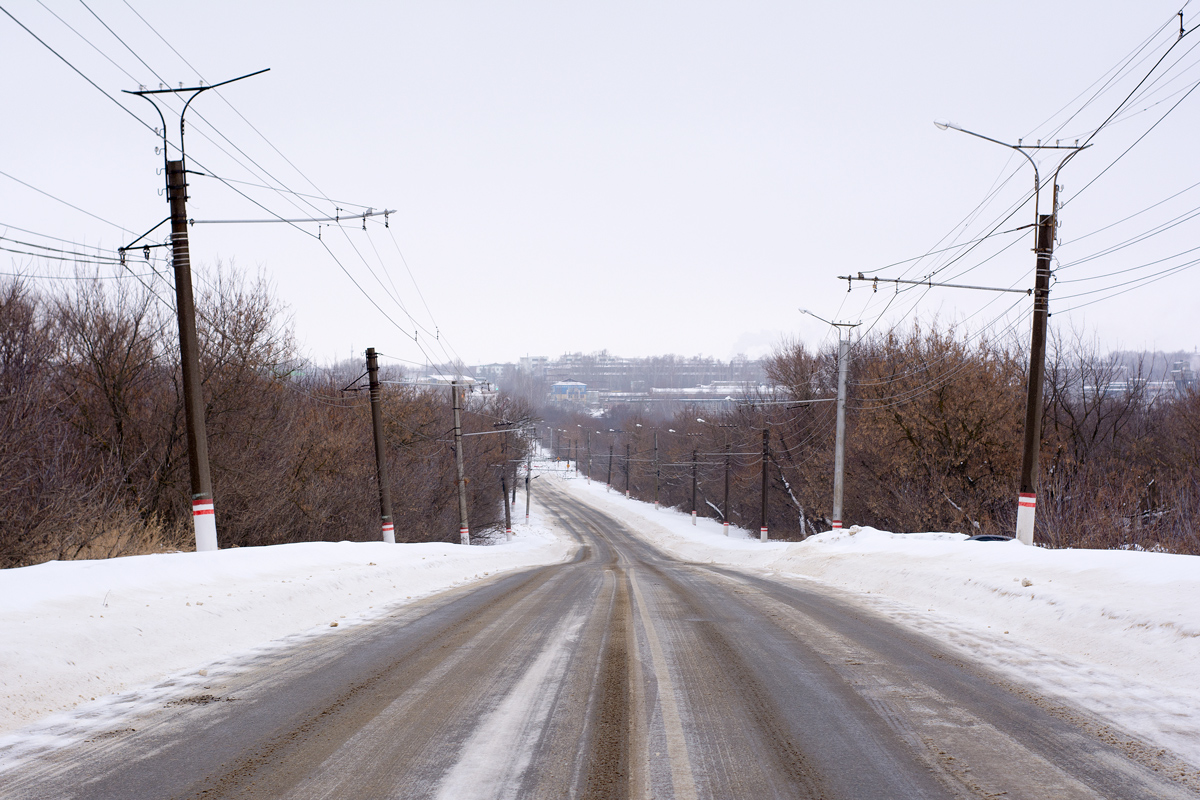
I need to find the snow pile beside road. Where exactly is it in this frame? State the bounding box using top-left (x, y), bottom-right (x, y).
top-left (0, 512), bottom-right (573, 737)
top-left (561, 472), bottom-right (1200, 763)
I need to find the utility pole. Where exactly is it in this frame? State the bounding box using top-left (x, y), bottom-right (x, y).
top-left (691, 449), bottom-right (698, 526)
top-left (832, 331), bottom-right (851, 530)
top-left (760, 429), bottom-right (769, 541)
top-left (625, 443), bottom-right (631, 497)
top-left (452, 381), bottom-right (470, 545)
top-left (654, 431), bottom-right (660, 510)
top-left (165, 160), bottom-right (217, 552)
top-left (500, 428), bottom-right (512, 542)
top-left (799, 310), bottom-right (861, 532)
top-left (525, 445), bottom-right (532, 525)
top-left (366, 348), bottom-right (395, 543)
top-left (1017, 212), bottom-right (1056, 546)
top-left (724, 442), bottom-right (731, 536)
top-left (929, 123), bottom-right (1085, 545)
top-left (586, 431), bottom-right (592, 484)
top-left (125, 69), bottom-right (268, 553)
top-left (607, 444), bottom-right (614, 492)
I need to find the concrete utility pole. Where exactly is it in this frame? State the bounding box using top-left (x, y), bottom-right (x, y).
top-left (724, 442), bottom-right (731, 536)
top-left (452, 381), bottom-right (470, 545)
top-left (366, 348), bottom-right (395, 543)
top-left (525, 445), bottom-right (532, 525)
top-left (760, 429), bottom-right (769, 541)
top-left (691, 449), bottom-right (698, 525)
top-left (586, 431), bottom-right (592, 484)
top-left (832, 332), bottom-right (851, 530)
top-left (1017, 212), bottom-right (1056, 545)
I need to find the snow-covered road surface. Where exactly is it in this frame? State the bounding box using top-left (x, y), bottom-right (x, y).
top-left (1, 478), bottom-right (1196, 799)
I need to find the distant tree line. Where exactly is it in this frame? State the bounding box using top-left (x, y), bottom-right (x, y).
top-left (0, 271), bottom-right (529, 569)
top-left (543, 324), bottom-right (1199, 554)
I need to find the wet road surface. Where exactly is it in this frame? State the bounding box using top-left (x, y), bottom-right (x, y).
top-left (3, 481), bottom-right (1197, 799)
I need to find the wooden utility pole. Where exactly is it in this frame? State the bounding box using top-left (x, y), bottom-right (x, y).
top-left (691, 449), bottom-right (698, 525)
top-left (654, 431), bottom-right (660, 509)
top-left (500, 429), bottom-right (511, 541)
top-left (366, 348), bottom-right (395, 543)
top-left (126, 70), bottom-right (267, 553)
top-left (625, 443), bottom-right (631, 497)
top-left (760, 429), bottom-right (769, 541)
top-left (525, 446), bottom-right (532, 524)
top-left (723, 442), bottom-right (731, 536)
top-left (1016, 212), bottom-right (1056, 545)
top-left (166, 159), bottom-right (217, 552)
top-left (452, 381), bottom-right (470, 545)
top-left (607, 444), bottom-right (614, 491)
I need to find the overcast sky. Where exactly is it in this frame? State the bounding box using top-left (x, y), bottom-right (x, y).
top-left (3, 1), bottom-right (1198, 369)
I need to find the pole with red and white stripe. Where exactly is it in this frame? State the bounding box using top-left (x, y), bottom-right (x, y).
top-left (192, 496), bottom-right (217, 551)
top-left (760, 428), bottom-right (769, 541)
top-left (1015, 212), bottom-right (1056, 546)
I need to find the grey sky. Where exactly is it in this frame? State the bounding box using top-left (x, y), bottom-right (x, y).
top-left (3, 1), bottom-right (1198, 369)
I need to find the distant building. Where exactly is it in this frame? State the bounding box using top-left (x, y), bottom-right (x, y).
top-left (550, 380), bottom-right (587, 403)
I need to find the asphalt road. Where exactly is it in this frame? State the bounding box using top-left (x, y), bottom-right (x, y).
top-left (4, 481), bottom-right (1197, 799)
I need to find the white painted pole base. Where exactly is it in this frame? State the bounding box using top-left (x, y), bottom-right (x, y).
top-left (460, 527), bottom-right (470, 546)
top-left (505, 527), bottom-right (513, 542)
top-left (382, 521), bottom-right (395, 544)
top-left (193, 499), bottom-right (217, 552)
top-left (724, 522), bottom-right (729, 537)
top-left (1016, 493), bottom-right (1036, 545)
top-left (760, 526), bottom-right (768, 542)
top-left (625, 489), bottom-right (630, 498)
top-left (691, 511), bottom-right (697, 526)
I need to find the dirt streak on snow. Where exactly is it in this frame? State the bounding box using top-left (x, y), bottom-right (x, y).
top-left (0, 512), bottom-right (573, 739)
top-left (560, 470), bottom-right (1200, 765)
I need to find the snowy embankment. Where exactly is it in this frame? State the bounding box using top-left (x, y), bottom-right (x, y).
top-left (0, 511), bottom-right (573, 738)
top-left (561, 470), bottom-right (1200, 765)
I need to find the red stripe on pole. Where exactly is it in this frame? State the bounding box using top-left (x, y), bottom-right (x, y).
top-left (1019, 493), bottom-right (1036, 499)
top-left (831, 520), bottom-right (842, 529)
top-left (192, 499), bottom-right (214, 516)
top-left (760, 527), bottom-right (768, 534)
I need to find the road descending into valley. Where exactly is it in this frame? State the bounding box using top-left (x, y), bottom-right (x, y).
top-left (4, 481), bottom-right (1196, 799)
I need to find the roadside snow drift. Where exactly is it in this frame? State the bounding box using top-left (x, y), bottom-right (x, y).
top-left (561, 470), bottom-right (1200, 765)
top-left (0, 513), bottom-right (572, 737)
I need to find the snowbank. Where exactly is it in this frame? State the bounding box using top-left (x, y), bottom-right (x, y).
top-left (561, 471), bottom-right (1200, 764)
top-left (0, 512), bottom-right (573, 737)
